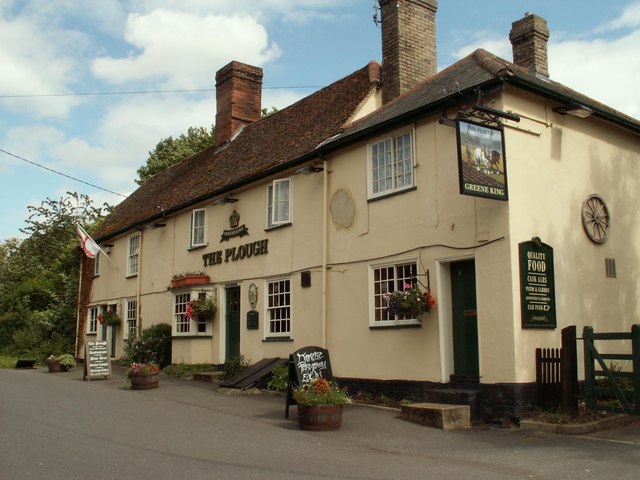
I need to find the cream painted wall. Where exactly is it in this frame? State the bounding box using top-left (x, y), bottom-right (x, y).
top-left (86, 86), bottom-right (639, 387)
top-left (502, 88), bottom-right (640, 382)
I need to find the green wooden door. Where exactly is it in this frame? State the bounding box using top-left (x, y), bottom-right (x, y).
top-left (451, 260), bottom-right (479, 378)
top-left (225, 286), bottom-right (241, 361)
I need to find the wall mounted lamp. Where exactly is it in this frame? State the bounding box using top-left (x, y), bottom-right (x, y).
top-left (472, 104), bottom-right (521, 122)
top-left (213, 196), bottom-right (238, 205)
top-left (101, 244), bottom-right (113, 254)
top-left (295, 165), bottom-right (324, 175)
top-left (553, 103), bottom-right (593, 118)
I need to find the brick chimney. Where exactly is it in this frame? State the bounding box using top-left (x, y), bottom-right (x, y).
top-left (509, 13), bottom-right (550, 78)
top-left (379, 0), bottom-right (438, 104)
top-left (214, 61), bottom-right (263, 148)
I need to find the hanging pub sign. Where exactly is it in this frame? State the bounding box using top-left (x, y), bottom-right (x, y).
top-left (456, 119), bottom-right (508, 201)
top-left (519, 239), bottom-right (557, 329)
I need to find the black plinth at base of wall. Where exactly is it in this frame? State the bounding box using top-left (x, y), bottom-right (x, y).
top-left (337, 377), bottom-right (537, 424)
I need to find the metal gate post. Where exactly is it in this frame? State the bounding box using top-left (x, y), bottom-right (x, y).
top-left (632, 324), bottom-right (640, 415)
top-left (583, 326), bottom-right (595, 410)
top-left (561, 326), bottom-right (578, 417)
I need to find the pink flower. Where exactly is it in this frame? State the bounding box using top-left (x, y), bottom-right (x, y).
top-left (185, 304), bottom-right (194, 319)
top-left (403, 283), bottom-right (412, 290)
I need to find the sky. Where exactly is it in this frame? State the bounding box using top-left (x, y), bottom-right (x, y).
top-left (1, 0), bottom-right (639, 241)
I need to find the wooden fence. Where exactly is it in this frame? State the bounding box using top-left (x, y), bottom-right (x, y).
top-left (583, 324), bottom-right (640, 415)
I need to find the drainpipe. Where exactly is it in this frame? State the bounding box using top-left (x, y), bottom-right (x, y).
top-left (321, 155), bottom-right (328, 349)
top-left (136, 229), bottom-right (143, 334)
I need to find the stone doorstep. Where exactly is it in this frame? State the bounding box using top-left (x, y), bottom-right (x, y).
top-left (400, 402), bottom-right (471, 430)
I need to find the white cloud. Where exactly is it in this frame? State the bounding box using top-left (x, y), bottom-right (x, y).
top-left (0, 14), bottom-right (85, 117)
top-left (550, 31), bottom-right (640, 118)
top-left (599, 1), bottom-right (640, 31)
top-left (92, 9), bottom-right (281, 88)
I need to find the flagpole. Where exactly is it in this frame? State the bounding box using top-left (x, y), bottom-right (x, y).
top-left (77, 223), bottom-right (118, 269)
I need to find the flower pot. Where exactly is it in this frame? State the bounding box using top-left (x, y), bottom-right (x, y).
top-left (297, 404), bottom-right (343, 431)
top-left (130, 372), bottom-right (159, 390)
top-left (171, 275), bottom-right (210, 288)
top-left (47, 360), bottom-right (68, 373)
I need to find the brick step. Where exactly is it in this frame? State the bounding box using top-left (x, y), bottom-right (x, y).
top-left (423, 388), bottom-right (481, 424)
top-left (400, 402), bottom-right (471, 430)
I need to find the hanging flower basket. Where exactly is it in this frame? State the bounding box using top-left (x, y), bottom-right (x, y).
top-left (384, 284), bottom-right (435, 320)
top-left (98, 310), bottom-right (121, 327)
top-left (185, 296), bottom-right (216, 322)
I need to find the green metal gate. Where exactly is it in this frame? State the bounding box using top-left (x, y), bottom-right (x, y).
top-left (582, 324), bottom-right (640, 415)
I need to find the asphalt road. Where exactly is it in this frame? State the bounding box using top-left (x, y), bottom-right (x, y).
top-left (1, 366), bottom-right (639, 480)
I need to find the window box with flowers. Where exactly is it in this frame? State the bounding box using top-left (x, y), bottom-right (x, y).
top-left (170, 273), bottom-right (210, 288)
top-left (98, 310), bottom-right (121, 327)
top-left (186, 296), bottom-right (216, 322)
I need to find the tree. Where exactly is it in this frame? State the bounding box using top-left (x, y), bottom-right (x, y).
top-left (135, 126), bottom-right (216, 185)
top-left (135, 109), bottom-right (279, 185)
top-left (0, 192), bottom-right (110, 358)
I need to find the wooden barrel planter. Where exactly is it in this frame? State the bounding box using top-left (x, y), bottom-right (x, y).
top-left (297, 404), bottom-right (343, 431)
top-left (47, 361), bottom-right (68, 373)
top-left (130, 373), bottom-right (160, 390)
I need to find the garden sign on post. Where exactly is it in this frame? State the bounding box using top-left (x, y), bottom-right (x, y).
top-left (84, 340), bottom-right (112, 381)
top-left (285, 346), bottom-right (333, 418)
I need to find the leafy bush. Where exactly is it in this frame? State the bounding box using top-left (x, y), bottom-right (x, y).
top-left (223, 354), bottom-right (249, 379)
top-left (163, 363), bottom-right (216, 378)
top-left (267, 364), bottom-right (289, 392)
top-left (123, 323), bottom-right (172, 368)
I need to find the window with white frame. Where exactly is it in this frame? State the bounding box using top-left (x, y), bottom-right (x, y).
top-left (94, 252), bottom-right (100, 276)
top-left (173, 291), bottom-right (212, 336)
top-left (266, 178), bottom-right (291, 228)
top-left (190, 208), bottom-right (206, 248)
top-left (127, 233), bottom-right (140, 276)
top-left (372, 261), bottom-right (418, 324)
top-left (125, 299), bottom-right (137, 337)
top-left (175, 293), bottom-right (191, 334)
top-left (87, 306), bottom-right (99, 334)
top-left (369, 131), bottom-right (414, 198)
top-left (267, 278), bottom-right (291, 336)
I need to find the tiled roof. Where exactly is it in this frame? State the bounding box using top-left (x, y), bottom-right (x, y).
top-left (329, 49), bottom-right (640, 147)
top-left (93, 63), bottom-right (380, 241)
top-left (94, 49), bottom-right (639, 241)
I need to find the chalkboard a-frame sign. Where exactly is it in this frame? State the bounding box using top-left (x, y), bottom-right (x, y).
top-left (284, 346), bottom-right (333, 418)
top-left (84, 340), bottom-right (112, 381)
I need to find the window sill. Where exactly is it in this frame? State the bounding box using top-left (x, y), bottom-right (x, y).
top-left (369, 322), bottom-right (422, 330)
top-left (172, 335), bottom-right (213, 339)
top-left (264, 222), bottom-right (292, 232)
top-left (367, 186), bottom-right (417, 203)
top-left (187, 244), bottom-right (207, 252)
top-left (262, 336), bottom-right (293, 342)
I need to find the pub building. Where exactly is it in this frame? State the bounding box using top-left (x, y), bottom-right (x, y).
top-left (78, 0), bottom-right (640, 422)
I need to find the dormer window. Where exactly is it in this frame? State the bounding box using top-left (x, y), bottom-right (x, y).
top-left (266, 178), bottom-right (291, 228)
top-left (190, 208), bottom-right (206, 248)
top-left (368, 131), bottom-right (414, 198)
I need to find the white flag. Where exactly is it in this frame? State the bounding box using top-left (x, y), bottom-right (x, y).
top-left (76, 225), bottom-right (100, 259)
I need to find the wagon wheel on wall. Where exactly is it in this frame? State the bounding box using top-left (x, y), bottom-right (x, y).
top-left (581, 194), bottom-right (610, 244)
